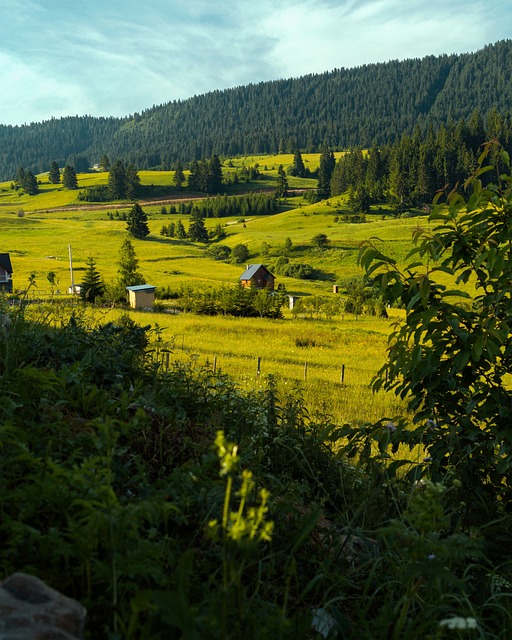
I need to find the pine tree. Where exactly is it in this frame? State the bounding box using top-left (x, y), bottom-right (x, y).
top-left (290, 149), bottom-right (306, 177)
top-left (117, 238), bottom-right (145, 287)
top-left (175, 219), bottom-right (187, 239)
top-left (108, 160), bottom-right (127, 200)
top-left (187, 160), bottom-right (200, 191)
top-left (99, 155), bottom-right (111, 171)
top-left (187, 209), bottom-right (209, 243)
top-left (126, 202), bottom-right (150, 239)
top-left (80, 256), bottom-right (104, 302)
top-left (173, 162), bottom-right (185, 189)
top-left (125, 163), bottom-right (141, 200)
top-left (48, 161), bottom-right (60, 184)
top-left (276, 164), bottom-right (288, 199)
top-left (62, 165), bottom-right (78, 189)
top-left (208, 155), bottom-right (223, 193)
top-left (317, 147), bottom-right (336, 199)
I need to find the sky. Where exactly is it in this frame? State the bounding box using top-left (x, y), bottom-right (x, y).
top-left (0, 0), bottom-right (510, 127)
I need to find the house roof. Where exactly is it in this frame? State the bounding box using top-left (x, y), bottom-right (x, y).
top-left (239, 264), bottom-right (274, 280)
top-left (0, 253), bottom-right (12, 273)
top-left (126, 284), bottom-right (156, 292)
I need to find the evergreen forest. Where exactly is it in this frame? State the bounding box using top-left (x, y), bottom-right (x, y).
top-left (1, 40), bottom-right (512, 180)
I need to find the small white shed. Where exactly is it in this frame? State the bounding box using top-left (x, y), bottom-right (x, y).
top-left (126, 284), bottom-right (156, 309)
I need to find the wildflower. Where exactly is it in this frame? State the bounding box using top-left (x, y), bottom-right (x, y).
top-left (439, 617), bottom-right (478, 630)
top-left (423, 456), bottom-right (433, 463)
top-left (426, 418), bottom-right (438, 429)
top-left (384, 421), bottom-right (396, 432)
top-left (427, 553), bottom-right (436, 560)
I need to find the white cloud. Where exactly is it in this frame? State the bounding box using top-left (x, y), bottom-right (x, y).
top-left (0, 0), bottom-right (510, 125)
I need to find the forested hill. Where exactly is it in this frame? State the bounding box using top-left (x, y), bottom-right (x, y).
top-left (2, 39), bottom-right (512, 181)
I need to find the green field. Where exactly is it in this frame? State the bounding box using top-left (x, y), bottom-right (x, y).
top-left (1, 155), bottom-right (432, 425)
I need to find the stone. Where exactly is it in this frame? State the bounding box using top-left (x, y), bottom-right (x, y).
top-left (0, 573), bottom-right (86, 640)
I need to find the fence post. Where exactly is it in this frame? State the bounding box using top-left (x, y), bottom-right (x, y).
top-left (257, 357), bottom-right (261, 375)
top-left (304, 361), bottom-right (308, 381)
top-left (213, 356), bottom-right (217, 375)
top-left (340, 364), bottom-right (345, 383)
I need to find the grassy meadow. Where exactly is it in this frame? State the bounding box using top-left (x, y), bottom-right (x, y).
top-left (1, 154), bottom-right (431, 425)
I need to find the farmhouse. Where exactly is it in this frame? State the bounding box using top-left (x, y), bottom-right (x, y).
top-left (239, 264), bottom-right (275, 290)
top-left (0, 253), bottom-right (13, 293)
top-left (126, 284), bottom-right (156, 309)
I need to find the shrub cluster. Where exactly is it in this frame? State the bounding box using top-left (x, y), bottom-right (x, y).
top-left (176, 282), bottom-right (287, 318)
top-left (1, 290), bottom-right (512, 638)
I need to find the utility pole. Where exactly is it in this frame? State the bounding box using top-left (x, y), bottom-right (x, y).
top-left (69, 244), bottom-right (75, 293)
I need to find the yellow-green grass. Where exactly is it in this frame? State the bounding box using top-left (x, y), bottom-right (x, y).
top-left (1, 199), bottom-right (431, 297)
top-left (0, 152), bottom-right (341, 213)
top-left (57, 304), bottom-right (404, 427)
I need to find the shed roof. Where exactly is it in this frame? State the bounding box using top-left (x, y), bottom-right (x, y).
top-left (126, 284), bottom-right (156, 292)
top-left (239, 264), bottom-right (273, 280)
top-left (0, 253), bottom-right (12, 273)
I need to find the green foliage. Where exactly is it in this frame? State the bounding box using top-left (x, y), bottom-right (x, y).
top-left (117, 238), bottom-right (145, 288)
top-left (15, 166), bottom-right (39, 195)
top-left (77, 184), bottom-right (110, 202)
top-left (311, 233), bottom-right (330, 249)
top-left (177, 282), bottom-right (286, 319)
top-left (272, 256), bottom-right (314, 279)
top-left (231, 243), bottom-right (250, 264)
top-left (276, 164), bottom-right (288, 199)
top-left (173, 161), bottom-right (185, 189)
top-left (80, 256), bottom-right (105, 302)
top-left (3, 306), bottom-right (512, 638)
top-left (126, 202), bottom-right (150, 239)
top-left (317, 147), bottom-right (336, 199)
top-left (353, 143), bottom-right (512, 526)
top-left (48, 160), bottom-right (60, 184)
top-left (175, 219), bottom-right (186, 239)
top-left (187, 209), bottom-right (209, 243)
top-left (205, 244), bottom-right (231, 261)
top-left (62, 164), bottom-right (78, 189)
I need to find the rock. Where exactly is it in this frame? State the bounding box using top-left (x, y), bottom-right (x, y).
top-left (0, 573), bottom-right (86, 640)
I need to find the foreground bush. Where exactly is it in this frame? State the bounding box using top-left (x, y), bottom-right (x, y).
top-left (3, 212), bottom-right (512, 640)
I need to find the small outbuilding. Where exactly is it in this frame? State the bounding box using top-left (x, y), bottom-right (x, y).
top-left (0, 253), bottom-right (13, 293)
top-left (239, 264), bottom-right (275, 291)
top-left (126, 284), bottom-right (156, 309)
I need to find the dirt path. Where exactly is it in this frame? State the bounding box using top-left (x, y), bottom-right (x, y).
top-left (37, 187), bottom-right (305, 214)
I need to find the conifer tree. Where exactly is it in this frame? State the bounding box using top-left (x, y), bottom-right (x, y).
top-left (117, 238), bottom-right (145, 287)
top-left (276, 164), bottom-right (288, 199)
top-left (62, 165), bottom-right (78, 190)
top-left (317, 147), bottom-right (336, 199)
top-left (208, 155), bottom-right (223, 193)
top-left (48, 161), bottom-right (60, 184)
top-left (125, 163), bottom-right (141, 200)
top-left (290, 149), bottom-right (306, 177)
top-left (175, 219), bottom-right (187, 239)
top-left (80, 256), bottom-right (104, 302)
top-left (108, 160), bottom-right (127, 200)
top-left (126, 202), bottom-right (150, 239)
top-left (187, 209), bottom-right (209, 243)
top-left (99, 155), bottom-right (111, 171)
top-left (173, 162), bottom-right (185, 189)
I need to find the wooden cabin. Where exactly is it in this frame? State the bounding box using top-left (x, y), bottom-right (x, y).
top-left (126, 284), bottom-right (156, 309)
top-left (239, 264), bottom-right (275, 290)
top-left (0, 253), bottom-right (13, 293)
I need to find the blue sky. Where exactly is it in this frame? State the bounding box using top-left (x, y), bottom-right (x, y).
top-left (0, 0), bottom-right (510, 126)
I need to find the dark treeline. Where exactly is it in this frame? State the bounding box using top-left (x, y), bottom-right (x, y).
top-left (191, 192), bottom-right (278, 218)
top-left (1, 40), bottom-right (512, 180)
top-left (330, 107), bottom-right (512, 207)
top-left (160, 192), bottom-right (278, 219)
